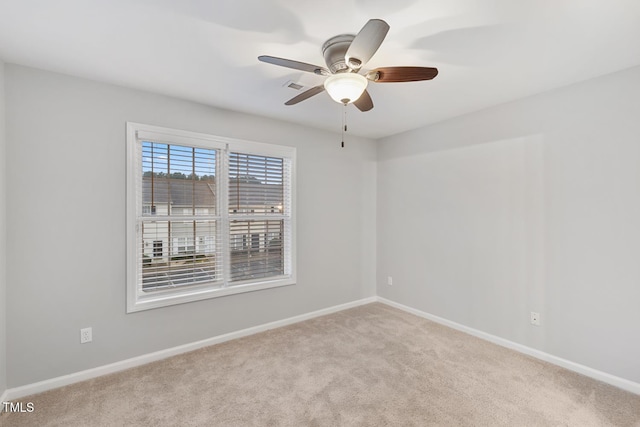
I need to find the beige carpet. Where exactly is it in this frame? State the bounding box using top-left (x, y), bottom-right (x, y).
top-left (2, 303), bottom-right (639, 426)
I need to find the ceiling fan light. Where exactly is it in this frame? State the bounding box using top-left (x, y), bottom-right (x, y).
top-left (324, 73), bottom-right (368, 104)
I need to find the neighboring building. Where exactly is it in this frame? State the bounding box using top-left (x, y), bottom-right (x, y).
top-left (141, 176), bottom-right (217, 260)
top-left (140, 175), bottom-right (285, 289)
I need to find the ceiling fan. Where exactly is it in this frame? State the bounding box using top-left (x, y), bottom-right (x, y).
top-left (258, 19), bottom-right (438, 112)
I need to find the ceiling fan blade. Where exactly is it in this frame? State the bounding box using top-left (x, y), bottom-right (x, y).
top-left (345, 19), bottom-right (390, 70)
top-left (258, 55), bottom-right (330, 76)
top-left (354, 89), bottom-right (374, 112)
top-left (284, 85), bottom-right (326, 106)
top-left (366, 66), bottom-right (439, 82)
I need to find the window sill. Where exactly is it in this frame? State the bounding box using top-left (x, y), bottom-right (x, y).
top-left (127, 277), bottom-right (296, 313)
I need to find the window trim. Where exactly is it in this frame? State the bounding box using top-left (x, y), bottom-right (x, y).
top-left (126, 122), bottom-right (296, 313)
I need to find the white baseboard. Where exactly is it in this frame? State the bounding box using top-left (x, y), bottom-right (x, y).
top-left (0, 389), bottom-right (8, 413)
top-left (6, 295), bottom-right (637, 401)
top-left (376, 297), bottom-right (640, 395)
top-left (4, 297), bottom-right (377, 401)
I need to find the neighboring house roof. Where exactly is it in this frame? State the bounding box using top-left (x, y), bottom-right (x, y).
top-left (142, 177), bottom-right (283, 208)
top-left (143, 177), bottom-right (216, 207)
top-left (229, 180), bottom-right (283, 210)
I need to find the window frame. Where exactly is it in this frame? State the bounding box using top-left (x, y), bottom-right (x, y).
top-left (126, 122), bottom-right (296, 313)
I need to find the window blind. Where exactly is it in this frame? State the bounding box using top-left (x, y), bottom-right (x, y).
top-left (229, 153), bottom-right (284, 214)
top-left (138, 141), bottom-right (223, 291)
top-left (228, 152), bottom-right (290, 282)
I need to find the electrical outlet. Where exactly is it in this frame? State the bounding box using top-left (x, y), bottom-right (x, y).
top-left (530, 312), bottom-right (541, 326)
top-left (387, 276), bottom-right (393, 286)
top-left (80, 327), bottom-right (92, 344)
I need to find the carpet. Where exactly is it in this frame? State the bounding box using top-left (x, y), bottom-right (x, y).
top-left (2, 303), bottom-right (639, 426)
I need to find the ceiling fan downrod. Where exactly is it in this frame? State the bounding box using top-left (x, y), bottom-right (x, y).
top-left (341, 103), bottom-right (347, 148)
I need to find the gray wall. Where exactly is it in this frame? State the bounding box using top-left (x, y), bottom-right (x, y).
top-left (5, 60), bottom-right (640, 390)
top-left (4, 65), bottom-right (377, 388)
top-left (0, 60), bottom-right (7, 396)
top-left (377, 65), bottom-right (640, 383)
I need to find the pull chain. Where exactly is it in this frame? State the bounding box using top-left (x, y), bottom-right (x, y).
top-left (341, 103), bottom-right (347, 148)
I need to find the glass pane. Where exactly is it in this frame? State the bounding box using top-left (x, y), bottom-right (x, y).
top-left (141, 141), bottom-right (216, 216)
top-left (230, 219), bottom-right (284, 282)
top-left (141, 220), bottom-right (220, 291)
top-left (229, 152), bottom-right (283, 214)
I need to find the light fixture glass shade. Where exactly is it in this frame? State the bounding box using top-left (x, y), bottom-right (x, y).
top-left (324, 73), bottom-right (368, 104)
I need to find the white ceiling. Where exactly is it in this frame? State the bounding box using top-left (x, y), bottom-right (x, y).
top-left (1, 0), bottom-right (639, 139)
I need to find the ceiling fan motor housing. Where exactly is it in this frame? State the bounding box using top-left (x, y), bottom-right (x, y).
top-left (322, 34), bottom-right (355, 73)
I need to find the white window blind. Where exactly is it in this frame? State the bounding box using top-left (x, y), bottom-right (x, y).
top-left (228, 152), bottom-right (292, 283)
top-left (138, 142), bottom-right (223, 292)
top-left (127, 123), bottom-right (296, 312)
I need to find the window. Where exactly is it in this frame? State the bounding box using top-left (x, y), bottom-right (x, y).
top-left (153, 240), bottom-right (162, 257)
top-left (142, 205), bottom-right (156, 215)
top-left (127, 123), bottom-right (296, 312)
